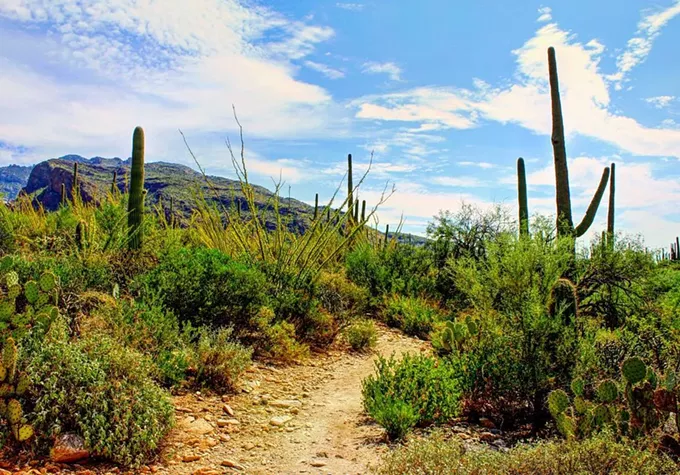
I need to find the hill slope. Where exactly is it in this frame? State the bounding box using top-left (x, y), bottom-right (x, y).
top-left (0, 164), bottom-right (34, 200)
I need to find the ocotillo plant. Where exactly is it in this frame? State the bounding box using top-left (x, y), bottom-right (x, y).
top-left (548, 47), bottom-right (610, 238)
top-left (347, 154), bottom-right (354, 224)
top-left (127, 126), bottom-right (145, 250)
top-left (607, 162), bottom-right (615, 242)
top-left (517, 157), bottom-right (529, 237)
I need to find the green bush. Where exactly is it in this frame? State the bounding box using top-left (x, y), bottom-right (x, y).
top-left (371, 397), bottom-right (419, 440)
top-left (27, 327), bottom-right (174, 466)
top-left (194, 327), bottom-right (253, 392)
top-left (251, 307), bottom-right (310, 362)
top-left (362, 353), bottom-right (461, 438)
top-left (345, 319), bottom-right (378, 352)
top-left (382, 295), bottom-right (442, 339)
top-left (137, 247), bottom-right (267, 330)
top-left (316, 270), bottom-right (369, 321)
top-left (375, 431), bottom-right (679, 475)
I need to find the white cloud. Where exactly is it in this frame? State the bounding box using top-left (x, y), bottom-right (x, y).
top-left (610, 0), bottom-right (680, 88)
top-left (537, 6), bottom-right (552, 22)
top-left (645, 95), bottom-right (676, 109)
top-left (362, 61), bottom-right (402, 81)
top-left (336, 3), bottom-right (365, 11)
top-left (303, 60), bottom-right (345, 79)
top-left (432, 176), bottom-right (485, 187)
top-left (0, 0), bottom-right (340, 161)
top-left (458, 161), bottom-right (494, 169)
top-left (352, 21), bottom-right (680, 159)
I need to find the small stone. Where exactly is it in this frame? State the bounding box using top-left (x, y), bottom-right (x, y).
top-left (193, 469), bottom-right (220, 475)
top-left (222, 459), bottom-right (245, 470)
top-left (219, 434), bottom-right (231, 442)
top-left (270, 415), bottom-right (293, 427)
top-left (290, 408), bottom-right (300, 414)
top-left (217, 418), bottom-right (240, 427)
top-left (310, 461), bottom-right (327, 467)
top-left (479, 417), bottom-right (496, 429)
top-left (271, 399), bottom-right (302, 409)
top-left (244, 443), bottom-right (256, 451)
top-left (479, 432), bottom-right (498, 442)
top-left (50, 433), bottom-right (89, 463)
top-left (184, 418), bottom-right (214, 435)
top-left (182, 455), bottom-right (201, 463)
top-left (223, 404), bottom-right (235, 416)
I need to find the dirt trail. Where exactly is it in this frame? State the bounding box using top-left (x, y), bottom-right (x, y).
top-left (163, 325), bottom-right (428, 475)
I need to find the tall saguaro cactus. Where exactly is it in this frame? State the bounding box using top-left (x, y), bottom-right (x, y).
top-left (72, 162), bottom-right (79, 202)
top-left (313, 193), bottom-right (319, 220)
top-left (548, 47), bottom-right (610, 238)
top-left (607, 162), bottom-right (615, 238)
top-left (517, 157), bottom-right (529, 237)
top-left (127, 126), bottom-right (145, 250)
top-left (347, 154), bottom-right (354, 224)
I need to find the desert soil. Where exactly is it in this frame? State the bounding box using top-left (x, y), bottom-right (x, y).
top-left (162, 325), bottom-right (428, 475)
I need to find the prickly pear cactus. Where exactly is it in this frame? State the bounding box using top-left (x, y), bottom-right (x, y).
top-left (622, 357), bottom-right (646, 385)
top-left (596, 380), bottom-right (618, 403)
top-left (0, 338), bottom-right (34, 443)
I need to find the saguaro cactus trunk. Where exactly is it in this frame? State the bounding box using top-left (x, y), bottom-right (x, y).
top-left (517, 157), bottom-right (529, 237)
top-left (607, 162), bottom-right (615, 239)
top-left (548, 47), bottom-right (610, 239)
top-left (127, 126), bottom-right (145, 250)
top-left (347, 154), bottom-right (354, 224)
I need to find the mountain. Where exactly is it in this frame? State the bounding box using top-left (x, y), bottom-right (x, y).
top-left (0, 164), bottom-right (34, 200)
top-left (20, 156), bottom-right (315, 232)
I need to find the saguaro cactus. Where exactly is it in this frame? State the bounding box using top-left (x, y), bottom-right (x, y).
top-left (347, 154), bottom-right (354, 224)
top-left (607, 162), bottom-right (615, 238)
top-left (313, 193), bottom-right (319, 220)
top-left (127, 126), bottom-right (145, 250)
top-left (72, 162), bottom-right (79, 201)
top-left (517, 157), bottom-right (529, 237)
top-left (548, 47), bottom-right (610, 238)
top-left (111, 171), bottom-right (118, 195)
top-left (60, 183), bottom-right (66, 206)
top-left (361, 200), bottom-right (366, 222)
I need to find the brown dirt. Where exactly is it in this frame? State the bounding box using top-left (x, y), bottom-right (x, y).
top-left (162, 324), bottom-right (429, 475)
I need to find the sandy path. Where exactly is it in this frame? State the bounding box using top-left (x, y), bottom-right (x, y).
top-left (163, 325), bottom-right (428, 475)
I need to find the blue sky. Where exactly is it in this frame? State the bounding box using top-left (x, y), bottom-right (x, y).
top-left (1, 1), bottom-right (680, 248)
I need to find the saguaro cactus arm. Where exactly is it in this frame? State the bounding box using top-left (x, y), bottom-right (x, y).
top-left (517, 157), bottom-right (529, 237)
top-left (574, 167), bottom-right (610, 237)
top-left (607, 162), bottom-right (615, 236)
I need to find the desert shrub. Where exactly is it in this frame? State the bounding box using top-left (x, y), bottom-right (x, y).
top-left (382, 295), bottom-right (443, 339)
top-left (362, 353), bottom-right (462, 438)
top-left (445, 234), bottom-right (576, 425)
top-left (316, 270), bottom-right (369, 322)
top-left (137, 247), bottom-right (267, 330)
top-left (345, 244), bottom-right (436, 306)
top-left (251, 307), bottom-right (310, 362)
top-left (194, 327), bottom-right (253, 392)
top-left (27, 326), bottom-right (174, 466)
top-left (80, 296), bottom-right (193, 387)
top-left (345, 319), bottom-right (378, 352)
top-left (375, 431), bottom-right (678, 475)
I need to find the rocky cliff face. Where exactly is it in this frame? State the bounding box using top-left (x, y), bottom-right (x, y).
top-left (19, 157), bottom-right (315, 232)
top-left (0, 164), bottom-right (33, 200)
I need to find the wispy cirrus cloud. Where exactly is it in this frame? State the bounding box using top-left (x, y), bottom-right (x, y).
top-left (609, 0), bottom-right (680, 89)
top-left (537, 6), bottom-right (552, 22)
top-left (646, 95), bottom-right (676, 109)
top-left (303, 60), bottom-right (345, 79)
top-left (336, 3), bottom-right (365, 12)
top-left (362, 61), bottom-right (403, 81)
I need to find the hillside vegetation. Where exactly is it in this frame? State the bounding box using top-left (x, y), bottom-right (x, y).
top-left (0, 47), bottom-right (678, 474)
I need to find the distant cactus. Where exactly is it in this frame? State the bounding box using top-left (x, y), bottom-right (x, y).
top-left (347, 153), bottom-right (354, 224)
top-left (127, 126), bottom-right (145, 250)
top-left (517, 157), bottom-right (529, 237)
top-left (72, 162), bottom-right (79, 201)
top-left (361, 200), bottom-right (366, 222)
top-left (75, 220), bottom-right (86, 250)
top-left (60, 183), bottom-right (66, 206)
top-left (548, 47), bottom-right (610, 238)
top-left (607, 162), bottom-right (615, 241)
top-left (384, 224), bottom-right (389, 249)
top-left (313, 193), bottom-right (319, 220)
top-left (111, 171), bottom-right (118, 195)
top-left (353, 198), bottom-right (359, 223)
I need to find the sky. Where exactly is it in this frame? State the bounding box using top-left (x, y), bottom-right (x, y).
top-left (1, 0), bottom-right (679, 249)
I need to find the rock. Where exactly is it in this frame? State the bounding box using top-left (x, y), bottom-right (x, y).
top-left (219, 434), bottom-right (231, 442)
top-left (310, 461), bottom-right (327, 467)
top-left (479, 417), bottom-right (496, 429)
top-left (183, 418), bottom-right (214, 435)
top-left (270, 415), bottom-right (293, 427)
top-left (50, 433), bottom-right (90, 463)
top-left (244, 442), bottom-right (256, 450)
top-left (223, 404), bottom-right (235, 416)
top-left (479, 432), bottom-right (498, 442)
top-left (176, 407), bottom-right (193, 413)
top-left (271, 399), bottom-right (302, 409)
top-left (217, 418), bottom-right (240, 427)
top-left (222, 459), bottom-right (246, 470)
top-left (182, 454), bottom-right (201, 463)
top-left (193, 469), bottom-right (221, 475)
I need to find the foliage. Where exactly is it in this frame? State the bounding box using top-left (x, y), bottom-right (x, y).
top-left (0, 337), bottom-right (34, 445)
top-left (362, 353), bottom-right (461, 438)
top-left (27, 324), bottom-right (174, 466)
top-left (345, 319), bottom-right (377, 352)
top-left (375, 431), bottom-right (679, 475)
top-left (382, 295), bottom-right (443, 339)
top-left (194, 327), bottom-right (253, 392)
top-left (250, 307), bottom-right (310, 363)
